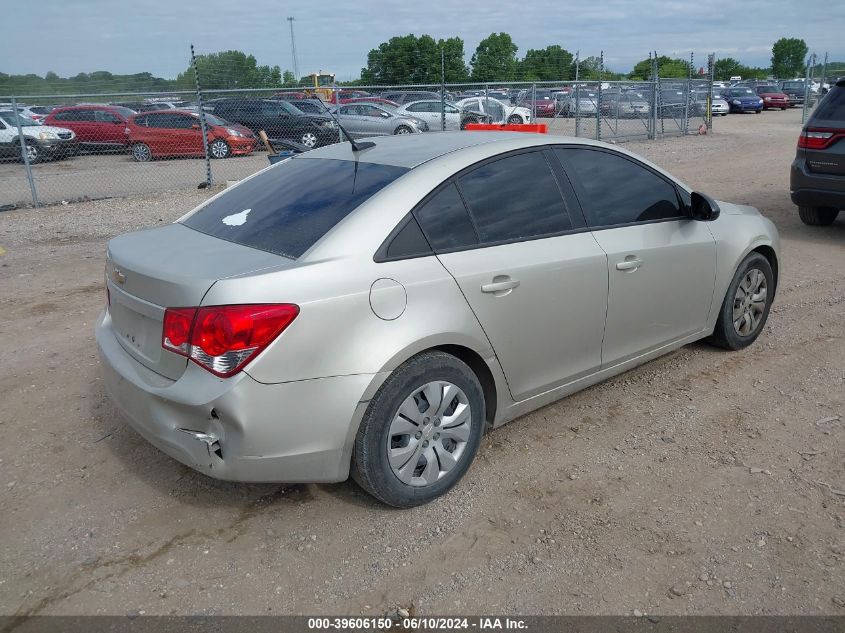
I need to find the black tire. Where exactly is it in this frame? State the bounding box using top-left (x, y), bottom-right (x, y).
top-left (21, 140), bottom-right (41, 164)
top-left (507, 114), bottom-right (522, 124)
top-left (798, 206), bottom-right (839, 226)
top-left (131, 143), bottom-right (152, 162)
top-left (393, 125), bottom-right (413, 135)
top-left (352, 351), bottom-right (486, 508)
top-left (754, 110), bottom-right (761, 114)
top-left (460, 117), bottom-right (477, 130)
top-left (209, 138), bottom-right (230, 159)
top-left (708, 252), bottom-right (774, 351)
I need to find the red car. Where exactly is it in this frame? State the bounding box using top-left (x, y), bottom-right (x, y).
top-left (273, 91), bottom-right (309, 100)
top-left (44, 105), bottom-right (135, 150)
top-left (755, 85), bottom-right (790, 110)
top-left (125, 110), bottom-right (256, 161)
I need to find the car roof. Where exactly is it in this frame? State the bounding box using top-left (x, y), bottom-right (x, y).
top-left (295, 131), bottom-right (614, 169)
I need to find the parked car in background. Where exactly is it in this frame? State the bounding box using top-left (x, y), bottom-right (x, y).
top-left (755, 85), bottom-right (790, 110)
top-left (285, 99), bottom-right (330, 115)
top-left (722, 88), bottom-right (764, 114)
top-left (341, 97), bottom-right (401, 109)
top-left (211, 98), bottom-right (339, 149)
top-left (779, 80), bottom-right (807, 107)
top-left (518, 89), bottom-right (561, 117)
top-left (16, 105), bottom-right (55, 122)
top-left (125, 110), bottom-right (255, 162)
top-left (380, 91), bottom-right (443, 105)
top-left (44, 105), bottom-right (135, 151)
top-left (335, 103), bottom-right (427, 136)
top-left (600, 91), bottom-right (650, 118)
top-left (97, 132), bottom-right (779, 507)
top-left (0, 111), bottom-right (78, 163)
top-left (559, 89), bottom-right (600, 117)
top-left (396, 100), bottom-right (490, 130)
top-left (711, 95), bottom-right (730, 116)
top-left (454, 96), bottom-right (531, 124)
top-left (790, 78), bottom-right (845, 226)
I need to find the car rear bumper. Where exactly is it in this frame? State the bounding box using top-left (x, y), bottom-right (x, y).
top-left (96, 309), bottom-right (374, 483)
top-left (790, 157), bottom-right (845, 209)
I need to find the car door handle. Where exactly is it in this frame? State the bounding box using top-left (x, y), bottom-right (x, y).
top-left (481, 277), bottom-right (520, 294)
top-left (616, 257), bottom-right (644, 271)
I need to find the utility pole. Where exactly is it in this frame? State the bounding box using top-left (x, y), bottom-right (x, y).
top-left (287, 16), bottom-right (299, 80)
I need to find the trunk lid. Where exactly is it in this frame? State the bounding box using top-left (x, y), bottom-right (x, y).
top-left (105, 223), bottom-right (292, 380)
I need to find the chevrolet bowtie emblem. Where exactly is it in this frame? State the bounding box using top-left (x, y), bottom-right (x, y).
top-left (112, 268), bottom-right (126, 285)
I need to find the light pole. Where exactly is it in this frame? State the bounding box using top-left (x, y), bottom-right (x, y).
top-left (287, 17), bottom-right (299, 80)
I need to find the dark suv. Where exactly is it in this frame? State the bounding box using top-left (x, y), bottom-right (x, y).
top-left (211, 99), bottom-right (339, 149)
top-left (790, 78), bottom-right (845, 225)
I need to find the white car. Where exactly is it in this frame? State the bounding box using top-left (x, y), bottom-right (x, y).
top-left (0, 111), bottom-right (78, 163)
top-left (454, 96), bottom-right (531, 125)
top-left (396, 101), bottom-right (489, 131)
top-left (711, 96), bottom-right (730, 116)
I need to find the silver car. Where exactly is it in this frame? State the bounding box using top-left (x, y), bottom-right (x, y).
top-left (97, 133), bottom-right (780, 507)
top-left (335, 103), bottom-right (427, 137)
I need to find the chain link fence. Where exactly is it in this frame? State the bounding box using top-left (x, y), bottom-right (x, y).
top-left (1, 49), bottom-right (722, 209)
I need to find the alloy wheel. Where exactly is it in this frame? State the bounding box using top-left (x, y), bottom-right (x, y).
top-left (387, 381), bottom-right (472, 487)
top-left (300, 132), bottom-right (318, 148)
top-left (210, 140), bottom-right (229, 159)
top-left (132, 144), bottom-right (151, 162)
top-left (732, 268), bottom-right (767, 336)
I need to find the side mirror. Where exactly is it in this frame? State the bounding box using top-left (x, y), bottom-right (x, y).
top-left (689, 191), bottom-right (720, 221)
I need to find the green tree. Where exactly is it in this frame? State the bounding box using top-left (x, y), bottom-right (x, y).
top-left (771, 37), bottom-right (808, 79)
top-left (360, 34), bottom-right (468, 84)
top-left (628, 55), bottom-right (691, 80)
top-left (282, 70), bottom-right (296, 86)
top-left (176, 50), bottom-right (281, 89)
top-left (713, 57), bottom-right (744, 80)
top-left (519, 45), bottom-right (573, 81)
top-left (471, 33), bottom-right (518, 81)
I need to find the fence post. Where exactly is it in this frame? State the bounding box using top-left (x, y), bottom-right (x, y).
top-left (802, 53), bottom-right (814, 124)
top-left (484, 83), bottom-right (489, 121)
top-left (440, 47), bottom-right (446, 132)
top-left (574, 52), bottom-right (581, 137)
top-left (11, 97), bottom-right (39, 207)
top-left (190, 44), bottom-right (213, 187)
top-left (596, 51), bottom-right (603, 141)
top-left (655, 52), bottom-right (665, 138)
top-left (531, 83), bottom-right (537, 124)
top-left (820, 52), bottom-right (828, 98)
top-left (706, 53), bottom-right (715, 131)
top-left (683, 52), bottom-right (692, 136)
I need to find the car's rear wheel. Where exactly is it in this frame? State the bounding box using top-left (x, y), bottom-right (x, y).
top-left (352, 351), bottom-right (485, 508)
top-left (20, 140), bottom-right (41, 164)
top-left (299, 131), bottom-right (318, 148)
top-left (798, 206), bottom-right (839, 226)
top-left (507, 114), bottom-right (523, 124)
top-left (708, 252), bottom-right (774, 350)
top-left (394, 125), bottom-right (412, 135)
top-left (131, 143), bottom-right (152, 162)
top-left (209, 139), bottom-right (230, 159)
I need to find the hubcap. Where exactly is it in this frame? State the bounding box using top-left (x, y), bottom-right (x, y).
top-left (301, 132), bottom-right (317, 147)
top-left (26, 145), bottom-right (37, 161)
top-left (732, 268), bottom-right (767, 336)
top-left (211, 141), bottom-right (228, 158)
top-left (387, 381), bottom-right (471, 487)
top-left (396, 127), bottom-right (411, 134)
top-left (133, 145), bottom-right (150, 161)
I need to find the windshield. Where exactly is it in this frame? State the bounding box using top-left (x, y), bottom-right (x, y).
top-left (111, 106), bottom-right (136, 117)
top-left (757, 86), bottom-right (780, 93)
top-left (0, 112), bottom-right (40, 126)
top-left (204, 113), bottom-right (227, 126)
top-left (781, 81), bottom-right (803, 89)
top-left (183, 158), bottom-right (409, 259)
top-left (736, 89), bottom-right (755, 95)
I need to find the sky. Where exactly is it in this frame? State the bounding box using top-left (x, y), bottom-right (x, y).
top-left (2, 0), bottom-right (842, 80)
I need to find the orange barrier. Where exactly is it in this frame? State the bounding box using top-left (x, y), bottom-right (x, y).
top-left (464, 123), bottom-right (548, 133)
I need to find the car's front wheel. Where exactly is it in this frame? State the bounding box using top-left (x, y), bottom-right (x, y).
top-left (300, 131), bottom-right (319, 148)
top-left (798, 206), bottom-right (839, 226)
top-left (507, 114), bottom-right (523, 124)
top-left (209, 138), bottom-right (230, 159)
top-left (131, 143), bottom-right (152, 162)
top-left (708, 252), bottom-right (774, 350)
top-left (352, 351), bottom-right (485, 507)
top-left (394, 125), bottom-right (413, 135)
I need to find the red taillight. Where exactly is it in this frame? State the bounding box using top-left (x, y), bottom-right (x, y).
top-left (798, 128), bottom-right (843, 150)
top-left (162, 304), bottom-right (299, 378)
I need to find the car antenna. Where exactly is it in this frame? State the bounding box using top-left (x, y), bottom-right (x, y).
top-left (317, 94), bottom-right (375, 152)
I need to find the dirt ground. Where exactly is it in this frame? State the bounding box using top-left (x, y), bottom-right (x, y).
top-left (1, 108), bottom-right (843, 618)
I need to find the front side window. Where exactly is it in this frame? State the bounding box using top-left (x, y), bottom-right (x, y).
top-left (183, 158), bottom-right (408, 259)
top-left (555, 147), bottom-right (682, 228)
top-left (457, 151), bottom-right (573, 243)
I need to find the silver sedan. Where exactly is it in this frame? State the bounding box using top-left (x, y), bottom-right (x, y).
top-left (335, 103), bottom-right (427, 137)
top-left (97, 132), bottom-right (779, 507)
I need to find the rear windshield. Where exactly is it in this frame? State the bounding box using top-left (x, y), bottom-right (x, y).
top-left (182, 158), bottom-right (408, 259)
top-left (812, 86), bottom-right (845, 121)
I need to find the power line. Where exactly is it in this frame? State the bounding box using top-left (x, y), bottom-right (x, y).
top-left (287, 17), bottom-right (299, 80)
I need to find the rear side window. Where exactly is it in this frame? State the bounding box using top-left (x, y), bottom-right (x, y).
top-left (812, 87), bottom-right (845, 121)
top-left (457, 151), bottom-right (573, 243)
top-left (414, 183), bottom-right (478, 251)
top-left (555, 147), bottom-right (681, 227)
top-left (183, 158), bottom-right (408, 259)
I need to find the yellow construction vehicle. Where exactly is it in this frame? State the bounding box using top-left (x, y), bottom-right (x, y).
top-left (303, 72), bottom-right (336, 101)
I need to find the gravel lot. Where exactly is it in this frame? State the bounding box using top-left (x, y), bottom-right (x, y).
top-left (1, 108), bottom-right (843, 619)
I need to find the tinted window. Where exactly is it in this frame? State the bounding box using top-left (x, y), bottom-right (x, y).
top-left (812, 86), bottom-right (845, 121)
top-left (382, 216), bottom-right (432, 260)
top-left (405, 102), bottom-right (431, 113)
top-left (555, 148), bottom-right (681, 227)
top-left (95, 110), bottom-right (122, 122)
top-left (414, 183), bottom-right (478, 251)
top-left (457, 151), bottom-right (573, 243)
top-left (183, 158), bottom-right (408, 259)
